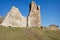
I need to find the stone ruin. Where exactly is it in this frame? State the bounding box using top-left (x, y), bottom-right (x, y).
top-left (49, 24), bottom-right (59, 31)
top-left (1, 1), bottom-right (41, 27)
top-left (1, 6), bottom-right (27, 27)
top-left (28, 1), bottom-right (41, 27)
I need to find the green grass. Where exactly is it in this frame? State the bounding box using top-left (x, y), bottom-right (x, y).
top-left (0, 26), bottom-right (60, 40)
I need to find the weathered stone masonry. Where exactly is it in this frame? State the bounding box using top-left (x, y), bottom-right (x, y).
top-left (28, 1), bottom-right (41, 27)
top-left (1, 1), bottom-right (41, 27)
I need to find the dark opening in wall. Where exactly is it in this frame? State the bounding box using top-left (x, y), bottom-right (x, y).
top-left (29, 4), bottom-right (31, 11)
top-left (37, 6), bottom-right (39, 10)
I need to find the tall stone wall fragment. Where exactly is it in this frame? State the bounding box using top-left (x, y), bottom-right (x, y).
top-left (28, 1), bottom-right (41, 27)
top-left (1, 6), bottom-right (27, 27)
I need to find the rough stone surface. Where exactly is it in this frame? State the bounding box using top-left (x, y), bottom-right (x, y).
top-left (28, 1), bottom-right (41, 27)
top-left (1, 6), bottom-right (27, 27)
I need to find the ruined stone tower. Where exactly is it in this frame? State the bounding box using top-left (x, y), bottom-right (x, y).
top-left (28, 1), bottom-right (41, 27)
top-left (1, 1), bottom-right (41, 27)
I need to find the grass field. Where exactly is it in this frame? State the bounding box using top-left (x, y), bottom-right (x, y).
top-left (0, 26), bottom-right (60, 40)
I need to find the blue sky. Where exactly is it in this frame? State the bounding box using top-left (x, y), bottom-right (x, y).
top-left (0, 0), bottom-right (60, 27)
